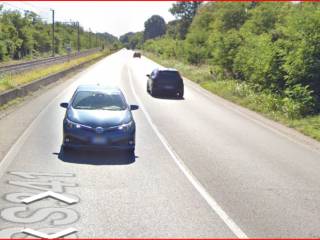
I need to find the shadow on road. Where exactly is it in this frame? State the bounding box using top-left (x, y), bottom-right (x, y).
top-left (152, 94), bottom-right (185, 101)
top-left (54, 147), bottom-right (136, 165)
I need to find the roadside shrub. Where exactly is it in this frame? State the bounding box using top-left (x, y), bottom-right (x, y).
top-left (282, 84), bottom-right (315, 118)
top-left (279, 5), bottom-right (320, 97)
top-left (233, 33), bottom-right (281, 89)
top-left (209, 29), bottom-right (241, 77)
top-left (0, 41), bottom-right (7, 60)
top-left (143, 38), bottom-right (183, 59)
top-left (142, 2), bottom-right (320, 118)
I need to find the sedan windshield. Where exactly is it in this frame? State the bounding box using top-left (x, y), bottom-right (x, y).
top-left (72, 91), bottom-right (127, 110)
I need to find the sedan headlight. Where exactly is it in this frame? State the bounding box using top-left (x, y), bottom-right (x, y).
top-left (66, 118), bottom-right (91, 129)
top-left (117, 121), bottom-right (133, 131)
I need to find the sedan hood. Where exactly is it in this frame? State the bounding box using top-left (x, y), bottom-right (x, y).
top-left (67, 107), bottom-right (131, 128)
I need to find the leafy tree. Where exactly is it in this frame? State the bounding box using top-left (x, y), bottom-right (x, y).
top-left (119, 32), bottom-right (135, 47)
top-left (166, 20), bottom-right (180, 39)
top-left (139, 2), bottom-right (320, 115)
top-left (0, 7), bottom-right (120, 61)
top-left (169, 2), bottom-right (202, 39)
top-left (143, 37), bottom-right (182, 59)
top-left (183, 2), bottom-right (215, 64)
top-left (143, 15), bottom-right (166, 41)
top-left (128, 32), bottom-right (143, 49)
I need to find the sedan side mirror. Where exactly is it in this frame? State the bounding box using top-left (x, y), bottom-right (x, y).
top-left (146, 74), bottom-right (151, 78)
top-left (130, 104), bottom-right (139, 111)
top-left (60, 102), bottom-right (69, 108)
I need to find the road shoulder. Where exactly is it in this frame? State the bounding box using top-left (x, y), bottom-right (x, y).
top-left (0, 60), bottom-right (103, 164)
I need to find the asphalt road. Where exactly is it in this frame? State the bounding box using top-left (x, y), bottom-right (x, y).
top-left (1, 49), bottom-right (320, 238)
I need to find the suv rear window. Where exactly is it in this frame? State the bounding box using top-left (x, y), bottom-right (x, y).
top-left (158, 71), bottom-right (181, 81)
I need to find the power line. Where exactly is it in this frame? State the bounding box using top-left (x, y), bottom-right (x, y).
top-left (1, 2), bottom-right (51, 22)
top-left (1, 2), bottom-right (101, 52)
top-left (23, 2), bottom-right (51, 12)
top-left (51, 9), bottom-right (55, 57)
top-left (2, 2), bottom-right (27, 12)
top-left (22, 2), bottom-right (51, 20)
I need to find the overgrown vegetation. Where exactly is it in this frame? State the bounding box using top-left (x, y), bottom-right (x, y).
top-left (0, 5), bottom-right (120, 61)
top-left (138, 2), bottom-right (320, 119)
top-left (144, 51), bottom-right (320, 141)
top-left (0, 50), bottom-right (111, 92)
top-left (119, 2), bottom-right (320, 140)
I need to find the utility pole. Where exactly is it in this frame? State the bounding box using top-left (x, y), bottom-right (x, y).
top-left (95, 33), bottom-right (98, 47)
top-left (51, 9), bottom-right (55, 57)
top-left (77, 22), bottom-right (80, 52)
top-left (89, 28), bottom-right (92, 49)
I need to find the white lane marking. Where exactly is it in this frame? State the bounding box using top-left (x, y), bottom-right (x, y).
top-left (127, 67), bottom-right (248, 239)
top-left (141, 54), bottom-right (320, 154)
top-left (22, 227), bottom-right (77, 239)
top-left (21, 191), bottom-right (78, 204)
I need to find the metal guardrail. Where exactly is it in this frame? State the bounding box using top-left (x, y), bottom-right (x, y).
top-left (0, 52), bottom-right (108, 106)
top-left (0, 48), bottom-right (100, 75)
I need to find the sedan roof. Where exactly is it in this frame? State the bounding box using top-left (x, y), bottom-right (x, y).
top-left (76, 84), bottom-right (122, 94)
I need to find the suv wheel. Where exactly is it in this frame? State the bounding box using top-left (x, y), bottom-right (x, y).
top-left (177, 90), bottom-right (184, 99)
top-left (150, 87), bottom-right (156, 96)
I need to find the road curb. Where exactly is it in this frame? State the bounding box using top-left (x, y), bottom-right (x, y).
top-left (0, 54), bottom-right (106, 106)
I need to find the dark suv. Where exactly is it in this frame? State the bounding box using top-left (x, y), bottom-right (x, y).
top-left (146, 68), bottom-right (184, 98)
top-left (133, 52), bottom-right (141, 58)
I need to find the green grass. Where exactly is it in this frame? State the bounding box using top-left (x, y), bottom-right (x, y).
top-left (0, 97), bottom-right (24, 112)
top-left (0, 50), bottom-right (110, 93)
top-left (143, 51), bottom-right (320, 142)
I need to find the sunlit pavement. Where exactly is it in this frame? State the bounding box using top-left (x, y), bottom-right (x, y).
top-left (1, 50), bottom-right (320, 238)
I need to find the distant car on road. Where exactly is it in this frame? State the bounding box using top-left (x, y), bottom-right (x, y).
top-left (146, 68), bottom-right (184, 98)
top-left (60, 85), bottom-right (139, 154)
top-left (133, 52), bottom-right (141, 58)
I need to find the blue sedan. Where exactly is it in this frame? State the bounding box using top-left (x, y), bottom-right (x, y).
top-left (60, 85), bottom-right (139, 153)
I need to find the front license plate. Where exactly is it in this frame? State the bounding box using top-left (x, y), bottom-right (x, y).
top-left (92, 136), bottom-right (107, 144)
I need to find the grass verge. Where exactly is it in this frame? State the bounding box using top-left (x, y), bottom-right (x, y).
top-left (0, 50), bottom-right (111, 93)
top-left (143, 52), bottom-right (320, 142)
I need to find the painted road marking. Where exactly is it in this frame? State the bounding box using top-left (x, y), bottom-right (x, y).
top-left (9, 171), bottom-right (75, 179)
top-left (0, 172), bottom-right (80, 237)
top-left (21, 191), bottom-right (78, 204)
top-left (0, 227), bottom-right (78, 238)
top-left (127, 67), bottom-right (248, 239)
top-left (22, 227), bottom-right (77, 239)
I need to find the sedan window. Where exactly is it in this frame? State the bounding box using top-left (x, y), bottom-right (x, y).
top-left (72, 91), bottom-right (127, 110)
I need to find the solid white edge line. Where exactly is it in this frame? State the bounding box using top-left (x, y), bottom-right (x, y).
top-left (127, 67), bottom-right (248, 239)
top-left (0, 86), bottom-right (70, 178)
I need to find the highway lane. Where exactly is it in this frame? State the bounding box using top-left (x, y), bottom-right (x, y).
top-left (0, 50), bottom-right (235, 238)
top-left (127, 53), bottom-right (320, 238)
top-left (1, 49), bottom-right (320, 237)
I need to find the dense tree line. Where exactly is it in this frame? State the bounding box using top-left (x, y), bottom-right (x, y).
top-left (0, 5), bottom-right (120, 61)
top-left (136, 2), bottom-right (320, 117)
